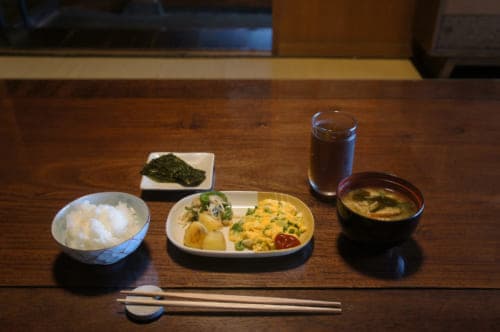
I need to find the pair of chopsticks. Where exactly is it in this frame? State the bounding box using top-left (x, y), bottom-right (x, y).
top-left (118, 289), bottom-right (342, 314)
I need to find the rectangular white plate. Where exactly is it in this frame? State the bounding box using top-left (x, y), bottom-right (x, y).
top-left (165, 191), bottom-right (315, 258)
top-left (140, 152), bottom-right (214, 191)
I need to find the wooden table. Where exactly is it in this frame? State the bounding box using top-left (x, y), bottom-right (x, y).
top-left (1, 80), bottom-right (499, 331)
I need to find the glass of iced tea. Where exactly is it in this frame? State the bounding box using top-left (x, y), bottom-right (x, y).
top-left (308, 110), bottom-right (357, 198)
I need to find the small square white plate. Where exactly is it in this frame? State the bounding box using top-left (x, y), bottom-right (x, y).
top-left (140, 152), bottom-right (215, 191)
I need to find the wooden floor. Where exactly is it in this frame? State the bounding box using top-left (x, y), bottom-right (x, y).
top-left (0, 4), bottom-right (421, 80)
top-left (0, 56), bottom-right (421, 79)
top-left (1, 3), bottom-right (496, 79)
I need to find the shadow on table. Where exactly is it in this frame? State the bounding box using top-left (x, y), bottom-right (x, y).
top-left (140, 190), bottom-right (198, 202)
top-left (337, 234), bottom-right (424, 279)
top-left (52, 242), bottom-right (152, 295)
top-left (167, 239), bottom-right (314, 272)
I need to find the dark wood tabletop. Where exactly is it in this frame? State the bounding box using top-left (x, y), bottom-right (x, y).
top-left (1, 79), bottom-right (499, 331)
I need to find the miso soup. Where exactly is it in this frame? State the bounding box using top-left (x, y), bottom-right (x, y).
top-left (342, 187), bottom-right (417, 221)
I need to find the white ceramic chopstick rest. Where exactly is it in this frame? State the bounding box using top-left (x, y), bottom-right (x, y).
top-left (125, 285), bottom-right (164, 321)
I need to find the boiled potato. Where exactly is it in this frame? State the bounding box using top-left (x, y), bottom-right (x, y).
top-left (202, 230), bottom-right (226, 250)
top-left (184, 222), bottom-right (208, 249)
top-left (199, 212), bottom-right (223, 231)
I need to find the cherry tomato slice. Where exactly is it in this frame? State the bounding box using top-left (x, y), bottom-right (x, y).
top-left (274, 233), bottom-right (301, 249)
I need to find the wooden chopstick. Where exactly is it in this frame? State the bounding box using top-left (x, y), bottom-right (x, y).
top-left (117, 298), bottom-right (341, 314)
top-left (120, 290), bottom-right (341, 308)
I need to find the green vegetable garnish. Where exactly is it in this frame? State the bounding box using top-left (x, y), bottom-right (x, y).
top-left (183, 206), bottom-right (199, 221)
top-left (351, 189), bottom-right (405, 212)
top-left (141, 153), bottom-right (205, 186)
top-left (352, 189), bottom-right (371, 201)
top-left (235, 241), bottom-right (245, 251)
top-left (222, 207), bottom-right (233, 221)
top-left (246, 207), bottom-right (256, 216)
top-left (231, 222), bottom-right (243, 233)
top-left (200, 191), bottom-right (228, 206)
top-left (199, 191), bottom-right (232, 220)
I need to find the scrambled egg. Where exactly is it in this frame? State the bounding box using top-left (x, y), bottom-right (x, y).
top-left (229, 199), bottom-right (306, 251)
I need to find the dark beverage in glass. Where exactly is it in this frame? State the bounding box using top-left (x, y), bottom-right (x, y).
top-left (308, 110), bottom-right (357, 198)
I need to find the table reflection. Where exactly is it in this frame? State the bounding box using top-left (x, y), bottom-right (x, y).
top-left (52, 243), bottom-right (153, 294)
top-left (337, 235), bottom-right (423, 279)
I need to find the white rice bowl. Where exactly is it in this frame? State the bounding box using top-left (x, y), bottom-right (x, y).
top-left (51, 192), bottom-right (150, 265)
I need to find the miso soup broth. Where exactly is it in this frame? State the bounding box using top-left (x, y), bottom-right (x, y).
top-left (342, 187), bottom-right (417, 221)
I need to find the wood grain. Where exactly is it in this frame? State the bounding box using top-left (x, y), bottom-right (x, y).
top-left (1, 288), bottom-right (499, 331)
top-left (0, 80), bottom-right (500, 331)
top-left (0, 80), bottom-right (499, 292)
top-left (1, 79), bottom-right (499, 330)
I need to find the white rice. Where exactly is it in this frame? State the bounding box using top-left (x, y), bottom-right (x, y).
top-left (64, 200), bottom-right (140, 250)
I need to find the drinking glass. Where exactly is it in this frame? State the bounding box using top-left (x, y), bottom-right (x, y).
top-left (308, 110), bottom-right (357, 198)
